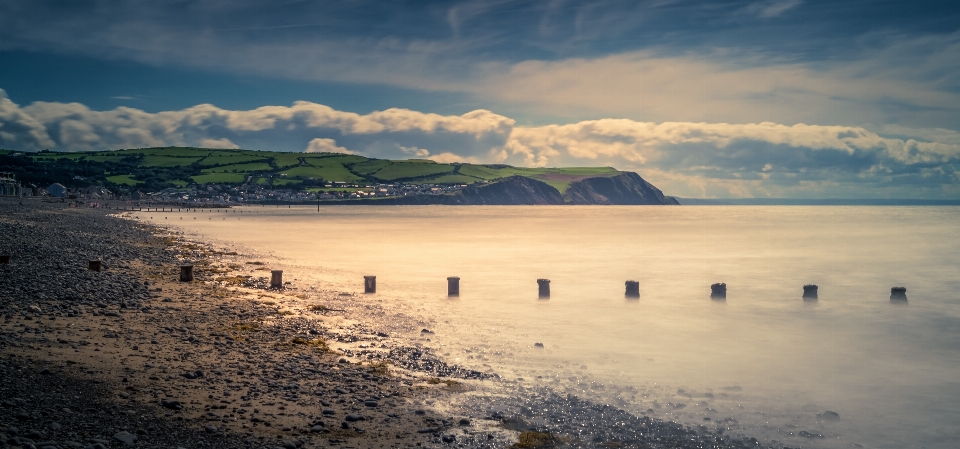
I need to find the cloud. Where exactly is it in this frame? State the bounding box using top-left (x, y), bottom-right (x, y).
top-left (399, 145), bottom-right (430, 158)
top-left (217, 102), bottom-right (514, 137)
top-left (428, 152), bottom-right (482, 164)
top-left (746, 0), bottom-right (803, 18)
top-left (1, 2), bottom-right (958, 130)
top-left (398, 144), bottom-right (484, 163)
top-left (1, 93), bottom-right (514, 156)
top-left (199, 137), bottom-right (239, 149)
top-left (500, 119), bottom-right (960, 198)
top-left (0, 90), bottom-right (958, 199)
top-left (471, 36), bottom-right (960, 128)
top-left (305, 138), bottom-right (352, 154)
top-left (879, 125), bottom-right (960, 146)
top-left (0, 89), bottom-right (56, 150)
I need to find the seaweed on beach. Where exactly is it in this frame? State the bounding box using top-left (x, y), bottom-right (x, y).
top-left (281, 336), bottom-right (331, 352)
top-left (512, 431), bottom-right (559, 448)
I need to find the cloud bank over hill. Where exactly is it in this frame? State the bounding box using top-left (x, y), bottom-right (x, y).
top-left (1, 89), bottom-right (957, 199)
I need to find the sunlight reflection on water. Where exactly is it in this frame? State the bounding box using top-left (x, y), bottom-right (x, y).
top-left (142, 205), bottom-right (960, 449)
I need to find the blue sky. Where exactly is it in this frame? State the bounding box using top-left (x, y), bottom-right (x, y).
top-left (1, 0), bottom-right (959, 198)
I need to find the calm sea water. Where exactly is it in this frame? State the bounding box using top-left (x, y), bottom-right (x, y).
top-left (140, 206), bottom-right (960, 448)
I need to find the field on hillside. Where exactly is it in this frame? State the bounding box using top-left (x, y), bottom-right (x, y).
top-left (3, 147), bottom-right (621, 192)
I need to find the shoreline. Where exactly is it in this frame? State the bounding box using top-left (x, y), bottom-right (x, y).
top-left (1, 198), bottom-right (785, 449)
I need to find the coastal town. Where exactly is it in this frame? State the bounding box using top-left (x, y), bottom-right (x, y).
top-left (0, 171), bottom-right (471, 205)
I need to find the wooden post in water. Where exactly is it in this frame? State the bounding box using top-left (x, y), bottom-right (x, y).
top-left (88, 260), bottom-right (102, 272)
top-left (364, 276), bottom-right (377, 294)
top-left (271, 270), bottom-right (284, 289)
top-left (538, 279), bottom-right (551, 299)
top-left (890, 286), bottom-right (907, 302)
top-left (0, 255), bottom-right (10, 264)
top-left (710, 283), bottom-right (726, 299)
top-left (179, 265), bottom-right (194, 282)
top-left (625, 280), bottom-right (640, 298)
top-left (802, 284), bottom-right (818, 299)
top-left (447, 277), bottom-right (460, 297)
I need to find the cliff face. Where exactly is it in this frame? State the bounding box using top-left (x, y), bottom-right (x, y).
top-left (337, 172), bottom-right (678, 205)
top-left (445, 176), bottom-right (564, 205)
top-left (563, 172), bottom-right (680, 205)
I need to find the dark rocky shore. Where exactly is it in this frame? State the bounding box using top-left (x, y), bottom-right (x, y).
top-left (0, 199), bottom-right (785, 449)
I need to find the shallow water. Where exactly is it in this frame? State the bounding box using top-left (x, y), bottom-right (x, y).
top-left (140, 205), bottom-right (960, 448)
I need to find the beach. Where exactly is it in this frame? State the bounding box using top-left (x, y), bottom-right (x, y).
top-left (1, 198), bottom-right (804, 449)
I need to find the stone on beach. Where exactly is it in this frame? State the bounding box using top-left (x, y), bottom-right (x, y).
top-left (112, 430), bottom-right (137, 445)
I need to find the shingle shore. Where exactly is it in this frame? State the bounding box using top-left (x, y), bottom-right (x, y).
top-left (0, 199), bottom-right (783, 449)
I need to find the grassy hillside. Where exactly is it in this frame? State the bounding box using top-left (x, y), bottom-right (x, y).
top-left (0, 146), bottom-right (621, 192)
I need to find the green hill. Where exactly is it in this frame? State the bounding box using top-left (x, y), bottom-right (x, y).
top-left (1, 146), bottom-right (621, 192)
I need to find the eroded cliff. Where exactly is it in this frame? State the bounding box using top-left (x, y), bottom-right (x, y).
top-left (564, 172), bottom-right (680, 205)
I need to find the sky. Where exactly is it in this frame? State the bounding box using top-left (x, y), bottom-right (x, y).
top-left (1, 0), bottom-right (959, 198)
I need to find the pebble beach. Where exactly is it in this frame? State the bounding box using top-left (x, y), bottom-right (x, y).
top-left (0, 198), bottom-right (784, 449)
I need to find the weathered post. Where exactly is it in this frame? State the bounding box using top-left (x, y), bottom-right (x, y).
top-left (88, 260), bottom-right (103, 272)
top-left (271, 270), bottom-right (283, 289)
top-left (890, 287), bottom-right (907, 301)
top-left (364, 276), bottom-right (377, 294)
top-left (802, 284), bottom-right (818, 299)
top-left (179, 265), bottom-right (194, 282)
top-left (447, 277), bottom-right (460, 297)
top-left (625, 280), bottom-right (640, 298)
top-left (538, 279), bottom-right (551, 299)
top-left (0, 255), bottom-right (9, 264)
top-left (710, 283), bottom-right (726, 299)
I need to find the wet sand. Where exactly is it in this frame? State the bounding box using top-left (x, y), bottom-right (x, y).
top-left (0, 198), bottom-right (783, 449)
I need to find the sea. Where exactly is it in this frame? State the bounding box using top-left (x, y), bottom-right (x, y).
top-left (137, 205), bottom-right (960, 449)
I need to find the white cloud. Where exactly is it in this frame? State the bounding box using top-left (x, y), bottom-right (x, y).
top-left (0, 89), bottom-right (56, 150)
top-left (472, 40), bottom-right (960, 127)
top-left (396, 144), bottom-right (484, 163)
top-left (200, 101), bottom-right (514, 137)
top-left (199, 137), bottom-right (239, 149)
top-left (305, 138), bottom-right (352, 154)
top-left (399, 145), bottom-right (430, 157)
top-left (1, 91), bottom-right (958, 198)
top-left (879, 125), bottom-right (960, 146)
top-left (428, 152), bottom-right (482, 164)
top-left (746, 0), bottom-right (803, 18)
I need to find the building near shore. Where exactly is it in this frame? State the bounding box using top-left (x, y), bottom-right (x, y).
top-left (1, 172), bottom-right (22, 196)
top-left (47, 183), bottom-right (68, 197)
top-left (83, 186), bottom-right (113, 199)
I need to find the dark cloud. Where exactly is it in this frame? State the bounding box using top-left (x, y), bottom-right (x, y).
top-left (1, 1), bottom-right (959, 129)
